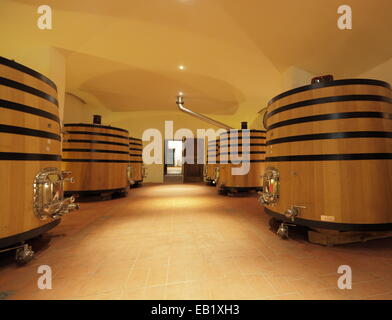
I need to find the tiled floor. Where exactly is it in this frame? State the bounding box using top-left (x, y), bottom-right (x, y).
top-left (1, 183), bottom-right (392, 300)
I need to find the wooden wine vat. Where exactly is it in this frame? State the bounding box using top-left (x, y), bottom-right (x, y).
top-left (62, 123), bottom-right (130, 197)
top-left (261, 78), bottom-right (392, 237)
top-left (0, 57), bottom-right (77, 254)
top-left (129, 137), bottom-right (144, 186)
top-left (205, 138), bottom-right (219, 185)
top-left (217, 129), bottom-right (266, 193)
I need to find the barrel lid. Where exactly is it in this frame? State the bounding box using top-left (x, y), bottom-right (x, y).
top-left (64, 123), bottom-right (129, 134)
top-left (0, 56), bottom-right (57, 91)
top-left (267, 78), bottom-right (392, 107)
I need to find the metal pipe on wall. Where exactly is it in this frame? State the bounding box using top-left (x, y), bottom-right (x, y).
top-left (176, 95), bottom-right (233, 130)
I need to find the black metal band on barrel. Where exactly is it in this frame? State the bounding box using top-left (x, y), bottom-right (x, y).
top-left (219, 151), bottom-right (266, 155)
top-left (264, 207), bottom-right (392, 231)
top-left (220, 129), bottom-right (266, 135)
top-left (219, 159), bottom-right (265, 164)
top-left (219, 143), bottom-right (266, 148)
top-left (265, 153), bottom-right (392, 162)
top-left (267, 131), bottom-right (392, 145)
top-left (267, 79), bottom-right (392, 106)
top-left (0, 124), bottom-right (61, 141)
top-left (267, 111), bottom-right (392, 130)
top-left (0, 219), bottom-right (60, 249)
top-left (0, 56), bottom-right (57, 91)
top-left (0, 99), bottom-right (59, 123)
top-left (129, 154), bottom-right (142, 157)
top-left (129, 147), bottom-right (142, 151)
top-left (129, 142), bottom-right (142, 146)
top-left (65, 130), bottom-right (129, 140)
top-left (219, 136), bottom-right (266, 142)
top-left (267, 95), bottom-right (392, 119)
top-left (129, 137), bottom-right (142, 141)
top-left (62, 159), bottom-right (130, 163)
top-left (64, 123), bottom-right (129, 134)
top-left (130, 161), bottom-right (143, 163)
top-left (0, 77), bottom-right (58, 106)
top-left (0, 152), bottom-right (61, 161)
top-left (62, 148), bottom-right (129, 154)
top-left (63, 139), bottom-right (129, 147)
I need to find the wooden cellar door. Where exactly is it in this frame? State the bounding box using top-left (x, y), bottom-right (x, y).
top-left (183, 138), bottom-right (204, 182)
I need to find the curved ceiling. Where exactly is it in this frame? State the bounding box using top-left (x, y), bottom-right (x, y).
top-left (2, 0), bottom-right (392, 116)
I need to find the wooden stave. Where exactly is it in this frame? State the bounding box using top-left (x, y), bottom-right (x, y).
top-left (0, 60), bottom-right (61, 243)
top-left (264, 81), bottom-right (392, 229)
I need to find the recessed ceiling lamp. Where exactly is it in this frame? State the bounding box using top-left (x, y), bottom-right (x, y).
top-left (178, 65), bottom-right (186, 71)
top-left (178, 91), bottom-right (184, 96)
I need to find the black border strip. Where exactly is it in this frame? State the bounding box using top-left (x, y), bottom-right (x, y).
top-left (267, 95), bottom-right (392, 119)
top-left (267, 79), bottom-right (392, 106)
top-left (64, 123), bottom-right (128, 134)
top-left (268, 111), bottom-right (392, 130)
top-left (0, 77), bottom-right (58, 106)
top-left (266, 153), bottom-right (392, 162)
top-left (0, 219), bottom-right (60, 249)
top-left (0, 152), bottom-right (61, 161)
top-left (0, 56), bottom-right (57, 91)
top-left (264, 207), bottom-right (392, 232)
top-left (220, 143), bottom-right (266, 148)
top-left (62, 148), bottom-right (129, 155)
top-left (0, 124), bottom-right (60, 141)
top-left (0, 99), bottom-right (59, 123)
top-left (267, 131), bottom-right (392, 145)
top-left (62, 159), bottom-right (129, 163)
top-left (63, 139), bottom-right (129, 147)
top-left (65, 130), bottom-right (128, 140)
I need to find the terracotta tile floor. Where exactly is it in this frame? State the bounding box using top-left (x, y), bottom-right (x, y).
top-left (1, 183), bottom-right (392, 300)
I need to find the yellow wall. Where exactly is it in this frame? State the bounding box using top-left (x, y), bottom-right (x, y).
top-left (359, 57), bottom-right (392, 84)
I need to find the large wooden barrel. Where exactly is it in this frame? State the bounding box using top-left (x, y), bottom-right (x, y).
top-left (62, 123), bottom-right (130, 195)
top-left (217, 129), bottom-right (266, 191)
top-left (0, 57), bottom-right (77, 249)
top-left (205, 138), bottom-right (219, 183)
top-left (129, 137), bottom-right (144, 185)
top-left (261, 78), bottom-right (392, 231)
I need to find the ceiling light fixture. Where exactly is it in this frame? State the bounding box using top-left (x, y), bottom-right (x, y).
top-left (178, 65), bottom-right (186, 71)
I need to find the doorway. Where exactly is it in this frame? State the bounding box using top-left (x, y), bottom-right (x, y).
top-left (164, 139), bottom-right (184, 183)
top-left (163, 138), bottom-right (205, 183)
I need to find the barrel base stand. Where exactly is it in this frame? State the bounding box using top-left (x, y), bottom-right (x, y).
top-left (65, 188), bottom-right (128, 202)
top-left (0, 219), bottom-right (61, 264)
top-left (265, 208), bottom-right (392, 245)
top-left (308, 229), bottom-right (392, 246)
top-left (130, 180), bottom-right (143, 188)
top-left (219, 186), bottom-right (263, 196)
